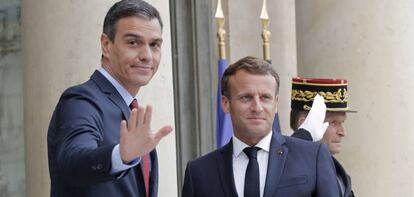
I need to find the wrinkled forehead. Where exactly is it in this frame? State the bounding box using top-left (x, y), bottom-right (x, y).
top-left (228, 71), bottom-right (277, 93)
top-left (326, 111), bottom-right (347, 120)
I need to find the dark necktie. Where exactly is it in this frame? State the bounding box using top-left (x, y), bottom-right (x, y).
top-left (129, 99), bottom-right (150, 197)
top-left (243, 147), bottom-right (261, 197)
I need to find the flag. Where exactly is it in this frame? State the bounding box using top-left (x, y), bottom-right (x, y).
top-left (216, 59), bottom-right (233, 148)
top-left (266, 59), bottom-right (282, 133)
top-left (272, 113), bottom-right (281, 133)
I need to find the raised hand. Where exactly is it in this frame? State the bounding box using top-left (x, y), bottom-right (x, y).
top-left (299, 94), bottom-right (328, 142)
top-left (119, 105), bottom-right (173, 163)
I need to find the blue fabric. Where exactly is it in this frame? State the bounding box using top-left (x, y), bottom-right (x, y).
top-left (266, 59), bottom-right (282, 133)
top-left (292, 128), bottom-right (355, 197)
top-left (272, 114), bottom-right (281, 133)
top-left (182, 131), bottom-right (340, 197)
top-left (98, 68), bottom-right (141, 173)
top-left (216, 59), bottom-right (233, 147)
top-left (47, 71), bottom-right (157, 197)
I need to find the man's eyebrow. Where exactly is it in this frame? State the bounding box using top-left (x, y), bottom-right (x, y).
top-left (153, 38), bottom-right (163, 43)
top-left (122, 33), bottom-right (163, 43)
top-left (238, 93), bottom-right (251, 97)
top-left (123, 33), bottom-right (140, 39)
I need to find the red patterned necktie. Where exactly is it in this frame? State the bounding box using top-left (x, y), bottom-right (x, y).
top-left (129, 99), bottom-right (150, 197)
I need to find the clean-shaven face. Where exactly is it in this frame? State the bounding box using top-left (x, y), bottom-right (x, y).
top-left (222, 70), bottom-right (278, 146)
top-left (322, 112), bottom-right (347, 154)
top-left (101, 17), bottom-right (163, 95)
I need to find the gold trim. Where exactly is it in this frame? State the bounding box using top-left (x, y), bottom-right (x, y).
top-left (326, 107), bottom-right (352, 111)
top-left (292, 81), bottom-right (347, 86)
top-left (303, 105), bottom-right (351, 111)
top-left (292, 88), bottom-right (349, 103)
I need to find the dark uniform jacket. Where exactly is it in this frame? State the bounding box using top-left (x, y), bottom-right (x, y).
top-left (292, 129), bottom-right (355, 197)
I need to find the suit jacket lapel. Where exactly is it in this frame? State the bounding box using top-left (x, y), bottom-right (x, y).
top-left (149, 150), bottom-right (158, 197)
top-left (333, 157), bottom-right (351, 197)
top-left (217, 140), bottom-right (239, 197)
top-left (263, 132), bottom-right (288, 197)
top-left (90, 70), bottom-right (130, 120)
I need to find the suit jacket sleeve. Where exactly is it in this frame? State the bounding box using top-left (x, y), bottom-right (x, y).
top-left (316, 144), bottom-right (340, 197)
top-left (182, 162), bottom-right (194, 197)
top-left (52, 90), bottom-right (118, 186)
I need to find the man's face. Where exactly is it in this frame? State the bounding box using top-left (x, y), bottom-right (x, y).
top-left (222, 70), bottom-right (278, 146)
top-left (322, 112), bottom-right (347, 154)
top-left (101, 17), bottom-right (162, 95)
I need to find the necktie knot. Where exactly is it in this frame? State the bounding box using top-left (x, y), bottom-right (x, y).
top-left (129, 99), bottom-right (139, 110)
top-left (243, 147), bottom-right (261, 160)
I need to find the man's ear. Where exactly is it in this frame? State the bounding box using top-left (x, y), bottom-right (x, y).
top-left (275, 94), bottom-right (279, 102)
top-left (221, 95), bottom-right (230, 113)
top-left (273, 95), bottom-right (279, 111)
top-left (101, 33), bottom-right (111, 59)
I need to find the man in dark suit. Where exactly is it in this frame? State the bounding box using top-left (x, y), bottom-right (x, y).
top-left (47, 0), bottom-right (172, 196)
top-left (182, 56), bottom-right (339, 197)
top-left (290, 77), bottom-right (356, 197)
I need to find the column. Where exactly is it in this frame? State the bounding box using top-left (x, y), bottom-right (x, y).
top-left (296, 0), bottom-right (414, 195)
top-left (0, 1), bottom-right (25, 196)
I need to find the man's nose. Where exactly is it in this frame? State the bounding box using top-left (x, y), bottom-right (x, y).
top-left (337, 124), bottom-right (346, 137)
top-left (251, 97), bottom-right (263, 112)
top-left (138, 45), bottom-right (152, 63)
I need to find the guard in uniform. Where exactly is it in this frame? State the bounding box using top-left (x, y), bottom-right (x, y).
top-left (290, 77), bottom-right (356, 197)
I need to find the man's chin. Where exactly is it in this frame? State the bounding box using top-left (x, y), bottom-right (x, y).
top-left (132, 77), bottom-right (152, 86)
top-left (330, 147), bottom-right (342, 155)
top-left (247, 126), bottom-right (271, 135)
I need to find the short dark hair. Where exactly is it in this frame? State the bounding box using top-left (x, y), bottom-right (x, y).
top-left (103, 0), bottom-right (163, 42)
top-left (221, 56), bottom-right (280, 99)
top-left (290, 109), bottom-right (308, 131)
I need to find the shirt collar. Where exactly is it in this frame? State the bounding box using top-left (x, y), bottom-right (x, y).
top-left (98, 67), bottom-right (137, 106)
top-left (232, 131), bottom-right (272, 158)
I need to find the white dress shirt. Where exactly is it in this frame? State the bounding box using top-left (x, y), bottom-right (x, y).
top-left (232, 131), bottom-right (272, 197)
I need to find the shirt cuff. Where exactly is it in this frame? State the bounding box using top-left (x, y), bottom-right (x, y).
top-left (110, 144), bottom-right (140, 174)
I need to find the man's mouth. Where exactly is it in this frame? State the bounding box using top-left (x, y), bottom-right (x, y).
top-left (132, 65), bottom-right (151, 68)
top-left (131, 65), bottom-right (152, 72)
top-left (247, 117), bottom-right (266, 121)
